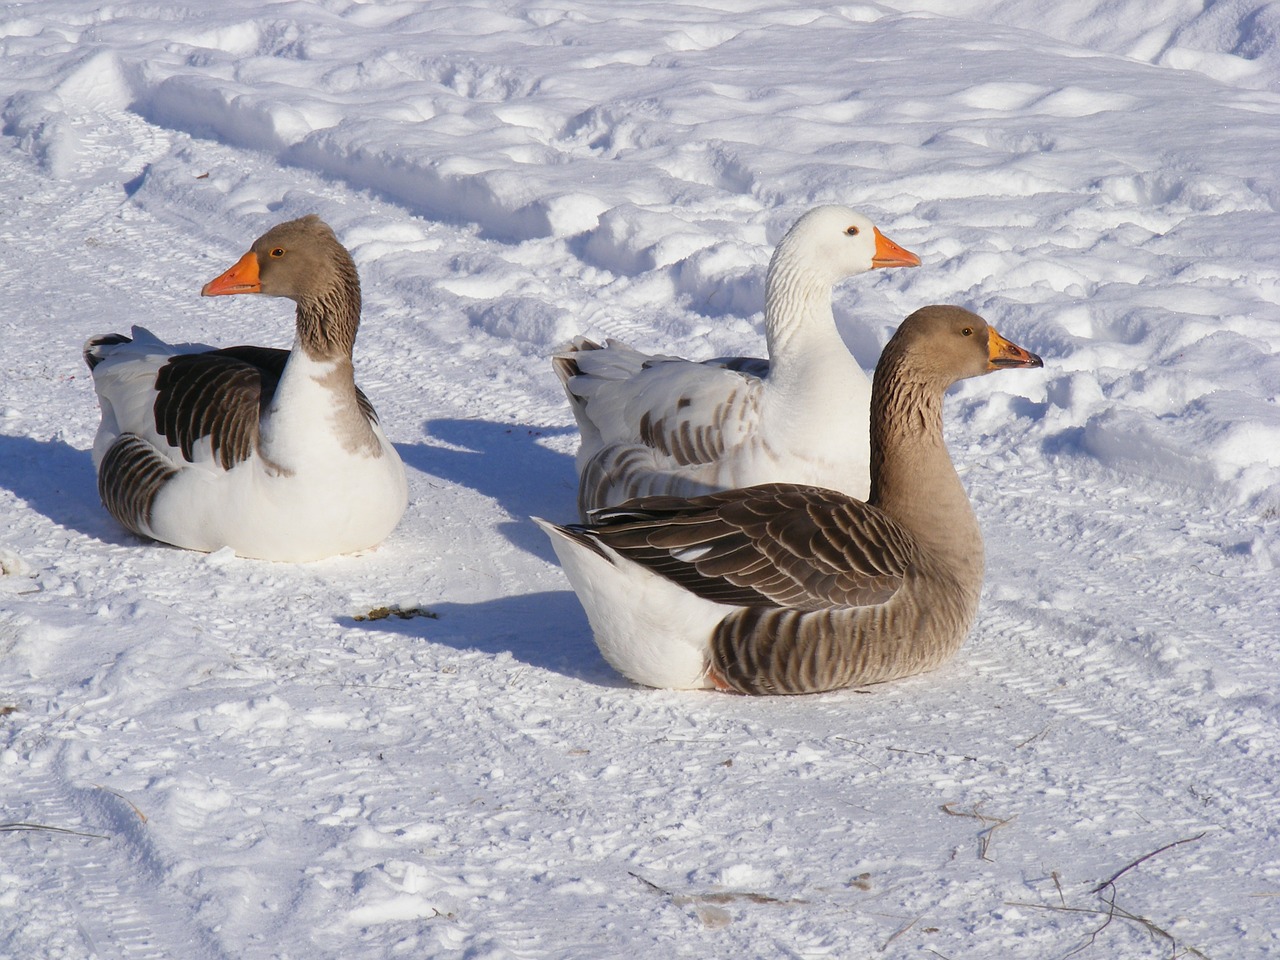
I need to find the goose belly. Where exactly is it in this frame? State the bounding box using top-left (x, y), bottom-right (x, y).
top-left (751, 378), bottom-right (872, 498)
top-left (539, 522), bottom-right (723, 690)
top-left (148, 439), bottom-right (407, 561)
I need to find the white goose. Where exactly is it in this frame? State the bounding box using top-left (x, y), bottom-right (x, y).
top-left (84, 215), bottom-right (408, 562)
top-left (554, 205), bottom-right (919, 519)
top-left (537, 306), bottom-right (1043, 695)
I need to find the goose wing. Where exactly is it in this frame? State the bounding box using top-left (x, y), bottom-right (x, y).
top-left (562, 342), bottom-right (766, 468)
top-left (579, 482), bottom-right (915, 611)
top-left (151, 347), bottom-right (281, 469)
top-left (151, 343), bottom-right (380, 470)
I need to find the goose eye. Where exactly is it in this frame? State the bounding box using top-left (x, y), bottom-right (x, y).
top-left (844, 226), bottom-right (860, 236)
top-left (962, 327), bottom-right (973, 337)
top-left (269, 247), bottom-right (285, 259)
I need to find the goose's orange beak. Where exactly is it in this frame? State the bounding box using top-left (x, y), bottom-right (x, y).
top-left (987, 327), bottom-right (1043, 369)
top-left (202, 251), bottom-right (261, 297)
top-left (871, 228), bottom-right (921, 269)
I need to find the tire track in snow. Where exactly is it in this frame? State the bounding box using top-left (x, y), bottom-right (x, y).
top-left (10, 749), bottom-right (229, 960)
top-left (966, 595), bottom-right (1280, 861)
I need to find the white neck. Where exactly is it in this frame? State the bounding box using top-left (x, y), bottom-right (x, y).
top-left (759, 252), bottom-right (866, 447)
top-left (765, 249), bottom-right (857, 372)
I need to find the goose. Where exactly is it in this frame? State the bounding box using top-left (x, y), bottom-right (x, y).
top-left (554, 205), bottom-right (920, 520)
top-left (536, 305), bottom-right (1042, 695)
top-left (83, 215), bottom-right (408, 562)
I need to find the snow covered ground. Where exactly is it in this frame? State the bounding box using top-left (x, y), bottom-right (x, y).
top-left (2, 1), bottom-right (1279, 957)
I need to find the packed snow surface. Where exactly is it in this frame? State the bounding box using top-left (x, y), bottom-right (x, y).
top-left (2, 1), bottom-right (1279, 958)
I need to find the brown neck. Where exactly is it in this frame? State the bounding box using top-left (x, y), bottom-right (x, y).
top-left (868, 349), bottom-right (981, 568)
top-left (296, 265), bottom-right (361, 362)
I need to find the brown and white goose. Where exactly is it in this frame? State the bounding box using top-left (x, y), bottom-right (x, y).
top-left (554, 205), bottom-right (919, 520)
top-left (84, 215), bottom-right (408, 562)
top-left (536, 305), bottom-right (1042, 694)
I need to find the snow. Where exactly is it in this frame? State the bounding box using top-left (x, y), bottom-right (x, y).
top-left (2, 0), bottom-right (1279, 957)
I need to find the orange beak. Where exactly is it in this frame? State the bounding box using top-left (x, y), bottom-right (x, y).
top-left (987, 327), bottom-right (1043, 369)
top-left (871, 227), bottom-right (921, 269)
top-left (201, 251), bottom-right (261, 296)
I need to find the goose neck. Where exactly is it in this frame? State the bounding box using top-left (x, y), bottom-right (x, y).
top-left (295, 271), bottom-right (361, 363)
top-left (762, 259), bottom-right (843, 367)
top-left (868, 358), bottom-right (980, 565)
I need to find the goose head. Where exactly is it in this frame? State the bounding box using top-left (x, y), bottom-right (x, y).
top-left (881, 304), bottom-right (1043, 389)
top-left (200, 215), bottom-right (359, 306)
top-left (770, 205), bottom-right (920, 287)
top-left (200, 215), bottom-right (362, 359)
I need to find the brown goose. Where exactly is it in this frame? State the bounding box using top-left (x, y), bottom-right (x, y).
top-left (536, 305), bottom-right (1042, 694)
top-left (83, 215), bottom-right (408, 562)
top-left (554, 205), bottom-right (919, 520)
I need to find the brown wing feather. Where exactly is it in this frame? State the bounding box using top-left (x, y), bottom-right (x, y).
top-left (153, 351), bottom-right (273, 469)
top-left (98, 432), bottom-right (178, 536)
top-left (582, 483), bottom-right (915, 611)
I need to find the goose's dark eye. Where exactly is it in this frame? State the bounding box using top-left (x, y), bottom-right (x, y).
top-left (270, 247), bottom-right (285, 259)
top-left (844, 226), bottom-right (860, 236)
top-left (962, 327), bottom-right (973, 337)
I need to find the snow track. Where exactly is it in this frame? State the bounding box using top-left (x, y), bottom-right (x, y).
top-left (6, 751), bottom-right (227, 960)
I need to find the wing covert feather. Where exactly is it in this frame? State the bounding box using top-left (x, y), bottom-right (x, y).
top-left (583, 483), bottom-right (915, 610)
top-left (153, 350), bottom-right (277, 469)
top-left (571, 355), bottom-right (765, 469)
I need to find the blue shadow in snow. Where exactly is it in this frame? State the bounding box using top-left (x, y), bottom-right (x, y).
top-left (1041, 425), bottom-right (1087, 457)
top-left (0, 434), bottom-right (134, 544)
top-left (338, 588), bottom-right (625, 687)
top-left (396, 417), bottom-right (581, 563)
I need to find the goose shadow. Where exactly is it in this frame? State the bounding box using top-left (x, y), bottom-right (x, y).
top-left (0, 434), bottom-right (131, 543)
top-left (338, 588), bottom-right (626, 687)
top-left (396, 417), bottom-right (581, 562)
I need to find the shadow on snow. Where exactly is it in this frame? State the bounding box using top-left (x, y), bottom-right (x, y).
top-left (0, 435), bottom-right (138, 545)
top-left (396, 416), bottom-right (580, 562)
top-left (338, 588), bottom-right (625, 688)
